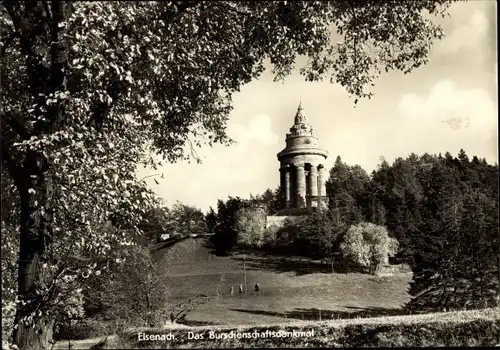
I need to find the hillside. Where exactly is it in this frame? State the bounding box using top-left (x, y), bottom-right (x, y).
top-left (153, 237), bottom-right (411, 326)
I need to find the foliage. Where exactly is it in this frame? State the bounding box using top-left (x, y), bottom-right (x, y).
top-left (340, 222), bottom-right (398, 274)
top-left (210, 196), bottom-right (250, 255)
top-left (0, 0), bottom-right (458, 348)
top-left (138, 206), bottom-right (171, 245)
top-left (300, 210), bottom-right (347, 259)
top-left (262, 224), bottom-right (280, 249)
top-left (204, 207), bottom-right (218, 233)
top-left (326, 156), bottom-right (369, 225)
top-left (234, 207), bottom-right (267, 248)
top-left (325, 150), bottom-right (498, 311)
top-left (407, 152), bottom-right (499, 312)
top-left (81, 245), bottom-right (169, 333)
top-left (165, 202), bottom-right (207, 236)
top-left (248, 188), bottom-right (282, 215)
top-left (274, 210), bottom-right (347, 259)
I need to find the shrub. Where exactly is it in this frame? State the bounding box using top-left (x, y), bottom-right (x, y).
top-left (234, 207), bottom-right (266, 248)
top-left (56, 245), bottom-right (170, 341)
top-left (262, 225), bottom-right (279, 248)
top-left (340, 222), bottom-right (399, 274)
top-left (98, 246), bottom-right (170, 327)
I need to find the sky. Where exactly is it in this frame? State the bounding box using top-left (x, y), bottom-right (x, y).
top-left (137, 0), bottom-right (498, 212)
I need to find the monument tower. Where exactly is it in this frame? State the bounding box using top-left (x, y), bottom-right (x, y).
top-left (277, 103), bottom-right (328, 213)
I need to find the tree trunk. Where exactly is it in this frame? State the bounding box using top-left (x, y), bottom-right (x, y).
top-left (13, 150), bottom-right (55, 350)
top-left (6, 2), bottom-right (68, 348)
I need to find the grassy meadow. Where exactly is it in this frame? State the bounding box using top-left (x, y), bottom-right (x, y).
top-left (154, 237), bottom-right (411, 326)
top-left (53, 237), bottom-right (499, 349)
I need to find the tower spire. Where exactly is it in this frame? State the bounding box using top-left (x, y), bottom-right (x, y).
top-left (294, 101), bottom-right (306, 125)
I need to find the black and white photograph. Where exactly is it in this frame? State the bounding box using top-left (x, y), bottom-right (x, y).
top-left (1, 1), bottom-right (498, 349)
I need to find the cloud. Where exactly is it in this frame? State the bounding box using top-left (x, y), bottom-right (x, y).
top-left (433, 4), bottom-right (489, 56)
top-left (139, 114), bottom-right (279, 212)
top-left (226, 114), bottom-right (279, 146)
top-left (395, 79), bottom-right (497, 162)
top-left (398, 79), bottom-right (496, 130)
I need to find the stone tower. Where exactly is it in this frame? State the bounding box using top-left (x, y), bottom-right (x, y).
top-left (277, 104), bottom-right (328, 212)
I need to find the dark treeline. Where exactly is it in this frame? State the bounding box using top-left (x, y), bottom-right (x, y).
top-left (329, 150), bottom-right (499, 311)
top-left (208, 149), bottom-right (499, 312)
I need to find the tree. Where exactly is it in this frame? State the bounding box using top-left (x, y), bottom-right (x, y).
top-left (138, 206), bottom-right (170, 245)
top-left (293, 210), bottom-right (346, 260)
top-left (408, 151), bottom-right (499, 312)
top-left (340, 222), bottom-right (398, 274)
top-left (366, 155), bottom-right (425, 263)
top-left (1, 1), bottom-right (456, 348)
top-left (234, 207), bottom-right (267, 249)
top-left (211, 196), bottom-right (249, 255)
top-left (249, 188), bottom-right (282, 215)
top-left (165, 202), bottom-right (207, 236)
top-left (326, 157), bottom-right (368, 225)
top-left (233, 206), bottom-right (266, 294)
top-left (1, 167), bottom-right (20, 343)
top-left (204, 207), bottom-right (217, 233)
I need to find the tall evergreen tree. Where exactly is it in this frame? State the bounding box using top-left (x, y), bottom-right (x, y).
top-left (408, 150), bottom-right (499, 312)
top-left (205, 207), bottom-right (217, 233)
top-left (326, 156), bottom-right (367, 225)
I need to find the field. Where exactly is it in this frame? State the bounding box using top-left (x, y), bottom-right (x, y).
top-left (53, 237), bottom-right (499, 348)
top-left (154, 237), bottom-right (411, 326)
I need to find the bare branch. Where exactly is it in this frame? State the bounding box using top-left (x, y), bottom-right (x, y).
top-left (187, 139), bottom-right (201, 163)
top-left (139, 173), bottom-right (163, 182)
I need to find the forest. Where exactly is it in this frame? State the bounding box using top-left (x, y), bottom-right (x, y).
top-left (206, 149), bottom-right (499, 312)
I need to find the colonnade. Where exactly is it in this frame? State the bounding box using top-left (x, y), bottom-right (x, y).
top-left (280, 163), bottom-right (327, 209)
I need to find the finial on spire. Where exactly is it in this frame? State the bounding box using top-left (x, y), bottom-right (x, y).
top-left (294, 101), bottom-right (307, 125)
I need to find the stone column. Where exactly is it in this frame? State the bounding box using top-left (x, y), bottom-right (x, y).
top-left (318, 165), bottom-right (326, 209)
top-left (280, 166), bottom-right (285, 194)
top-left (284, 167), bottom-right (291, 207)
top-left (309, 165), bottom-right (318, 207)
top-left (305, 169), bottom-right (311, 208)
top-left (295, 164), bottom-right (306, 208)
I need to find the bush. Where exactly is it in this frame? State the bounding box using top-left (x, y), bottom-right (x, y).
top-left (262, 225), bottom-right (279, 248)
top-left (56, 245), bottom-right (170, 341)
top-left (99, 246), bottom-right (170, 327)
top-left (234, 207), bottom-right (266, 248)
top-left (340, 222), bottom-right (398, 274)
